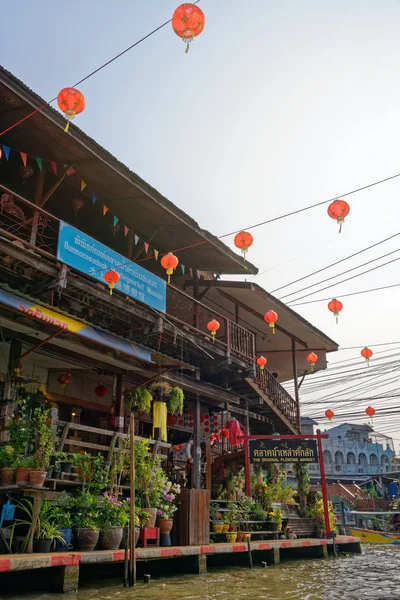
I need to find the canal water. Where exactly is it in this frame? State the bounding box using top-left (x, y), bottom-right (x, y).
top-left (4, 546), bottom-right (400, 599)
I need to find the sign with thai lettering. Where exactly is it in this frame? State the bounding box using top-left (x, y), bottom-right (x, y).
top-left (57, 221), bottom-right (166, 312)
top-left (249, 439), bottom-right (318, 464)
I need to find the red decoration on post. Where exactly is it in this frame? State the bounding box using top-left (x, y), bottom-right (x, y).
top-left (234, 231), bottom-right (254, 261)
top-left (327, 200), bottom-right (350, 233)
top-left (57, 88), bottom-right (86, 132)
top-left (325, 409), bottom-right (334, 421)
top-left (361, 347), bottom-right (373, 365)
top-left (264, 310), bottom-right (278, 334)
top-left (226, 419), bottom-right (244, 446)
top-left (95, 383), bottom-right (108, 399)
top-left (256, 356), bottom-right (267, 371)
top-left (366, 406), bottom-right (376, 418)
top-left (307, 352), bottom-right (318, 372)
top-left (328, 299), bottom-right (343, 324)
top-left (172, 3), bottom-right (205, 53)
top-left (207, 319), bottom-right (220, 341)
top-left (221, 429), bottom-right (229, 438)
top-left (58, 372), bottom-right (71, 386)
top-left (160, 253), bottom-right (179, 284)
top-left (104, 270), bottom-right (120, 295)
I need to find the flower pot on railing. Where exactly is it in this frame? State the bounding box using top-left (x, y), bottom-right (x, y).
top-left (29, 471), bottom-right (47, 488)
top-left (144, 508), bottom-right (157, 528)
top-left (55, 528), bottom-right (73, 552)
top-left (101, 527), bottom-right (124, 550)
top-left (35, 538), bottom-right (54, 553)
top-left (158, 519), bottom-right (173, 535)
top-left (74, 528), bottom-right (99, 552)
top-left (16, 467), bottom-right (34, 486)
top-left (0, 468), bottom-right (15, 486)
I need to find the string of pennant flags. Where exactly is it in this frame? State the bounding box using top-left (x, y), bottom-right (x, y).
top-left (0, 142), bottom-right (217, 282)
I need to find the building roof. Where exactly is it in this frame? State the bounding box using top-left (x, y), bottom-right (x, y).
top-left (301, 417), bottom-right (318, 425)
top-left (0, 66), bottom-right (257, 276)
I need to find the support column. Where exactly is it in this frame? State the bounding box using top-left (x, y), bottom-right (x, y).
top-left (315, 543), bottom-right (329, 559)
top-left (291, 339), bottom-right (301, 429)
top-left (54, 565), bottom-right (80, 593)
top-left (192, 554), bottom-right (207, 574)
top-left (193, 395), bottom-right (201, 489)
top-left (272, 547), bottom-right (280, 564)
top-left (114, 374), bottom-right (125, 433)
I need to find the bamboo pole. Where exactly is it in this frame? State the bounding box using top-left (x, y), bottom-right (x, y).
top-left (129, 412), bottom-right (136, 586)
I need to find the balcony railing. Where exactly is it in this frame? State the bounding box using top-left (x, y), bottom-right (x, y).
top-left (255, 367), bottom-right (299, 428)
top-left (0, 184), bottom-right (256, 365)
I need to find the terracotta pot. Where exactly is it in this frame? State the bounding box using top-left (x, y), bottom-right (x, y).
top-left (101, 527), bottom-right (124, 550)
top-left (158, 519), bottom-right (173, 534)
top-left (16, 467), bottom-right (33, 486)
top-left (213, 523), bottom-right (223, 533)
top-left (74, 528), bottom-right (100, 552)
top-left (222, 524), bottom-right (230, 532)
top-left (242, 532), bottom-right (251, 541)
top-left (1, 468), bottom-right (15, 486)
top-left (236, 532), bottom-right (244, 542)
top-left (29, 471), bottom-right (47, 488)
top-left (144, 508), bottom-right (158, 528)
top-left (226, 533), bottom-right (237, 543)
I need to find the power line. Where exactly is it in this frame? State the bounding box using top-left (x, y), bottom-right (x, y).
top-left (271, 231), bottom-right (400, 294)
top-left (289, 282), bottom-right (400, 306)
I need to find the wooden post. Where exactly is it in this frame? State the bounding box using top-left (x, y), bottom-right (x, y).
top-left (129, 413), bottom-right (136, 587)
top-left (29, 169), bottom-right (45, 247)
top-left (193, 396), bottom-right (201, 489)
top-left (317, 429), bottom-right (331, 537)
top-left (244, 434), bottom-right (251, 497)
top-left (115, 374), bottom-right (125, 433)
top-left (291, 339), bottom-right (301, 429)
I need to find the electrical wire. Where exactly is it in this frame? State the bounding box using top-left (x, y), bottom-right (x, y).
top-left (289, 282), bottom-right (400, 306)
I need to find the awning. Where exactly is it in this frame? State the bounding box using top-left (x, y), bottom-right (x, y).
top-left (0, 288), bottom-right (152, 364)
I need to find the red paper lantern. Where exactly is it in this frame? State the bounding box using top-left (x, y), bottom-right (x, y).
top-left (58, 372), bottom-right (71, 386)
top-left (366, 406), bottom-right (376, 418)
top-left (188, 421), bottom-right (194, 428)
top-left (361, 347), bottom-right (373, 364)
top-left (57, 88), bottom-right (86, 132)
top-left (167, 415), bottom-right (179, 426)
top-left (325, 409), bottom-right (334, 421)
top-left (221, 429), bottom-right (230, 438)
top-left (327, 200), bottom-right (350, 233)
top-left (172, 3), bottom-right (205, 53)
top-left (256, 356), bottom-right (267, 371)
top-left (234, 231), bottom-right (254, 260)
top-left (204, 427), bottom-right (210, 433)
top-left (160, 253), bottom-right (179, 284)
top-left (207, 319), bottom-right (220, 341)
top-left (104, 270), bottom-right (120, 295)
top-left (95, 383), bottom-right (108, 399)
top-left (328, 299), bottom-right (343, 324)
top-left (264, 311), bottom-right (278, 334)
top-left (307, 352), bottom-right (318, 372)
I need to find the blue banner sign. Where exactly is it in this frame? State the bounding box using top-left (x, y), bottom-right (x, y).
top-left (57, 221), bottom-right (166, 312)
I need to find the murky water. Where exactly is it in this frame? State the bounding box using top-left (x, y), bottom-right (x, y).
top-left (4, 547), bottom-right (400, 600)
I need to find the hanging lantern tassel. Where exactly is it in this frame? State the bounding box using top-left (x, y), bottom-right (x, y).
top-left (234, 231), bottom-right (254, 262)
top-left (264, 310), bottom-right (278, 335)
top-left (57, 88), bottom-right (86, 134)
top-left (307, 352), bottom-right (318, 373)
top-left (104, 270), bottom-right (120, 295)
top-left (172, 3), bottom-right (205, 53)
top-left (327, 200), bottom-right (350, 234)
top-left (328, 299), bottom-right (343, 324)
top-left (161, 253), bottom-right (179, 284)
top-left (207, 319), bottom-right (220, 342)
top-left (361, 347), bottom-right (373, 367)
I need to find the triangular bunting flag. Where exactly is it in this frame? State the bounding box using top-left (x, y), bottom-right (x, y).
top-left (2, 146), bottom-right (10, 161)
top-left (103, 205), bottom-right (109, 216)
top-left (154, 249), bottom-right (159, 260)
top-left (144, 242), bottom-right (149, 254)
top-left (203, 271), bottom-right (209, 279)
top-left (113, 216), bottom-right (119, 227)
top-left (134, 234), bottom-right (139, 245)
top-left (181, 264), bottom-right (185, 274)
top-left (123, 225), bottom-right (129, 237)
top-left (81, 180), bottom-right (86, 191)
top-left (92, 193), bottom-right (97, 204)
top-left (216, 273), bottom-right (221, 280)
top-left (189, 268), bottom-right (193, 278)
top-left (20, 152), bottom-right (27, 167)
top-left (35, 157), bottom-right (43, 172)
top-left (50, 161), bottom-right (57, 175)
top-left (67, 166), bottom-right (75, 176)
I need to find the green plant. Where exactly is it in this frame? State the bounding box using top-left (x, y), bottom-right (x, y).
top-left (125, 388), bottom-right (152, 414)
top-left (250, 501), bottom-right (268, 522)
top-left (157, 482), bottom-right (181, 519)
top-left (149, 381), bottom-right (171, 399)
top-left (10, 499), bottom-right (65, 552)
top-left (135, 507), bottom-right (151, 529)
top-left (270, 508), bottom-right (283, 527)
top-left (0, 445), bottom-right (15, 469)
top-left (71, 452), bottom-right (109, 494)
top-left (16, 456), bottom-right (35, 469)
top-left (253, 482), bottom-right (273, 513)
top-left (134, 439), bottom-right (162, 507)
top-left (226, 501), bottom-right (241, 530)
top-left (50, 505), bottom-right (73, 530)
top-left (37, 521), bottom-right (65, 543)
top-left (52, 452), bottom-right (69, 470)
top-left (70, 491), bottom-right (100, 530)
top-left (294, 464), bottom-right (310, 500)
top-left (306, 493), bottom-right (337, 533)
top-left (210, 504), bottom-right (222, 522)
top-left (168, 387), bottom-right (184, 416)
top-left (33, 408), bottom-right (54, 471)
top-left (97, 492), bottom-right (130, 530)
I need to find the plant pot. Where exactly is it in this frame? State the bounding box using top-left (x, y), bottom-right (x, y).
top-left (15, 467), bottom-right (33, 486)
top-left (74, 528), bottom-right (99, 552)
top-left (29, 470), bottom-right (47, 488)
top-left (101, 527), bottom-right (124, 550)
top-left (60, 462), bottom-right (72, 474)
top-left (0, 468), bottom-right (15, 486)
top-left (242, 532), bottom-right (251, 541)
top-left (158, 518), bottom-right (173, 535)
top-left (315, 531), bottom-right (322, 539)
top-left (55, 528), bottom-right (73, 552)
top-left (35, 538), bottom-right (53, 553)
top-left (213, 523), bottom-right (223, 533)
top-left (135, 527), bottom-right (140, 547)
top-left (236, 532), bottom-right (244, 542)
top-left (144, 508), bottom-right (157, 528)
top-left (222, 524), bottom-right (230, 533)
top-left (287, 532), bottom-right (296, 540)
top-left (226, 533), bottom-right (237, 543)
top-left (269, 522), bottom-right (278, 532)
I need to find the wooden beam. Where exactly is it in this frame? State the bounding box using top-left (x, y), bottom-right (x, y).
top-left (46, 392), bottom-right (112, 414)
top-left (245, 378), bottom-right (298, 434)
top-left (38, 164), bottom-right (71, 208)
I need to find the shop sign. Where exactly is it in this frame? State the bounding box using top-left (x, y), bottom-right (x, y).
top-left (249, 439), bottom-right (318, 464)
top-left (57, 221), bottom-right (166, 312)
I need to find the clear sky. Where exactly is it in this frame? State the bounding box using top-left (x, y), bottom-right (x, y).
top-left (2, 0), bottom-right (400, 446)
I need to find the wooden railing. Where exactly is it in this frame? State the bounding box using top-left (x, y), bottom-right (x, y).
top-left (255, 367), bottom-right (299, 428)
top-left (355, 498), bottom-right (392, 511)
top-left (0, 183), bottom-right (256, 365)
top-left (327, 483), bottom-right (357, 506)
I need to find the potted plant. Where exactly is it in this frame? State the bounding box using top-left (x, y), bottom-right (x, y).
top-left (238, 496), bottom-right (254, 541)
top-left (30, 408), bottom-right (54, 488)
top-left (98, 492), bottom-right (130, 550)
top-left (35, 521), bottom-right (65, 553)
top-left (270, 508), bottom-right (283, 532)
top-left (210, 504), bottom-right (223, 533)
top-left (0, 445), bottom-right (16, 486)
top-left (50, 496), bottom-right (74, 551)
top-left (149, 381), bottom-right (171, 400)
top-left (70, 491), bottom-right (100, 551)
top-left (125, 388), bottom-right (152, 414)
top-left (168, 387), bottom-right (184, 416)
top-left (135, 439), bottom-right (162, 527)
top-left (15, 456), bottom-right (35, 486)
top-left (135, 508), bottom-right (151, 546)
top-left (157, 481), bottom-right (181, 536)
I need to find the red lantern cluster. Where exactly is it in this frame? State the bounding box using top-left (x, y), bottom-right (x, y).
top-left (328, 299), bottom-right (343, 324)
top-left (172, 3), bottom-right (205, 53)
top-left (104, 270), bottom-right (120, 295)
top-left (172, 443), bottom-right (185, 451)
top-left (57, 87), bottom-right (86, 132)
top-left (161, 253), bottom-right (179, 284)
top-left (327, 199), bottom-right (350, 233)
top-left (234, 231), bottom-right (254, 261)
top-left (264, 311), bottom-right (278, 334)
